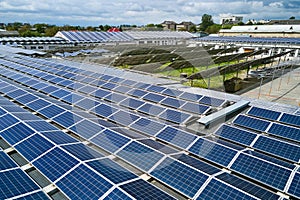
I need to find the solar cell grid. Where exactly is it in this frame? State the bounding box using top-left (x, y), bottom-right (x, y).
top-left (156, 126), bottom-right (197, 149)
top-left (179, 92), bottom-right (202, 101)
top-left (181, 102), bottom-right (210, 115)
top-left (127, 89), bottom-right (147, 98)
top-left (0, 151), bottom-right (18, 170)
top-left (247, 106), bottom-right (281, 121)
top-left (172, 153), bottom-right (220, 175)
top-left (0, 113), bottom-right (19, 130)
top-left (139, 139), bottom-right (178, 154)
top-left (92, 103), bottom-right (118, 117)
top-left (13, 191), bottom-right (50, 200)
top-left (288, 173), bottom-right (300, 199)
top-left (26, 99), bottom-right (51, 111)
top-left (158, 109), bottom-right (191, 124)
top-left (15, 134), bottom-right (55, 161)
top-left (56, 164), bottom-right (112, 200)
top-left (119, 97), bottom-right (145, 109)
top-left (279, 113), bottom-right (300, 127)
top-left (233, 115), bottom-right (270, 132)
top-left (69, 119), bottom-right (104, 139)
top-left (0, 169), bottom-right (40, 200)
top-left (90, 129), bottom-right (130, 153)
top-left (0, 122), bottom-right (35, 145)
top-left (142, 93), bottom-right (165, 103)
top-left (160, 97), bottom-right (185, 109)
top-left (42, 131), bottom-right (78, 145)
top-left (161, 88), bottom-right (183, 97)
top-left (52, 111), bottom-right (83, 128)
top-left (267, 123), bottom-right (300, 143)
top-left (150, 157), bottom-right (209, 198)
top-left (214, 124), bottom-right (257, 146)
top-left (216, 173), bottom-right (280, 200)
top-left (117, 141), bottom-right (164, 171)
top-left (87, 158), bottom-right (137, 184)
top-left (104, 188), bottom-right (132, 200)
top-left (120, 179), bottom-right (175, 200)
top-left (197, 178), bottom-right (256, 200)
top-left (109, 110), bottom-right (140, 126)
top-left (136, 103), bottom-right (165, 116)
top-left (26, 120), bottom-right (59, 132)
top-left (61, 143), bottom-right (104, 161)
top-left (230, 153), bottom-right (291, 191)
top-left (199, 96), bottom-right (226, 107)
top-left (75, 98), bottom-right (100, 110)
top-left (189, 138), bottom-right (237, 167)
top-left (130, 118), bottom-right (166, 136)
top-left (253, 136), bottom-right (300, 162)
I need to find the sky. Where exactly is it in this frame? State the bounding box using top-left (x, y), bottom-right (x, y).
top-left (0, 0), bottom-right (300, 26)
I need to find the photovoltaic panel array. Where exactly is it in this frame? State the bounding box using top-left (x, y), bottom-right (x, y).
top-left (0, 53), bottom-right (299, 199)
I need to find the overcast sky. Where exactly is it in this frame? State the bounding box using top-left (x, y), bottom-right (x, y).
top-left (1, 0), bottom-right (299, 26)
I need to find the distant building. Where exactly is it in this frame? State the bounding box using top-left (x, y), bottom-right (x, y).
top-left (219, 24), bottom-right (300, 37)
top-left (176, 21), bottom-right (195, 31)
top-left (268, 19), bottom-right (300, 25)
top-left (0, 29), bottom-right (19, 37)
top-left (161, 21), bottom-right (177, 31)
top-left (220, 16), bottom-right (243, 25)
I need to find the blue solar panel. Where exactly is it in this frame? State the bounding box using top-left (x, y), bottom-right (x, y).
top-left (233, 115), bottom-right (270, 132)
top-left (93, 88), bottom-right (111, 98)
top-left (61, 93), bottom-right (85, 104)
top-left (26, 121), bottom-right (58, 132)
top-left (156, 126), bottom-right (197, 149)
top-left (159, 109), bottom-right (191, 124)
top-left (69, 119), bottom-right (104, 139)
top-left (214, 125), bottom-right (257, 146)
top-left (142, 93), bottom-right (165, 103)
top-left (109, 110), bottom-right (140, 126)
top-left (52, 111), bottom-right (83, 128)
top-left (77, 85), bottom-right (98, 94)
top-left (120, 98), bottom-right (145, 109)
top-left (38, 105), bottom-right (65, 118)
top-left (42, 131), bottom-right (78, 145)
top-left (130, 118), bottom-right (166, 136)
top-left (137, 103), bottom-right (165, 116)
top-left (93, 104), bottom-right (118, 117)
top-left (0, 107), bottom-right (6, 116)
top-left (14, 191), bottom-right (50, 200)
top-left (50, 89), bottom-right (71, 99)
top-left (117, 141), bottom-right (164, 171)
top-left (56, 164), bottom-right (112, 200)
top-left (101, 82), bottom-right (117, 90)
top-left (103, 93), bottom-right (127, 103)
top-left (0, 113), bottom-right (19, 130)
top-left (0, 122), bottom-right (35, 145)
top-left (197, 178), bottom-right (256, 200)
top-left (161, 88), bottom-right (183, 98)
top-left (172, 154), bottom-right (220, 175)
top-left (0, 169), bottom-right (40, 199)
top-left (189, 138), bottom-right (237, 167)
top-left (199, 96), bottom-right (225, 107)
top-left (0, 151), bottom-right (18, 170)
top-left (90, 129), bottom-right (130, 153)
top-left (31, 83), bottom-right (49, 90)
top-left (1, 105), bottom-right (26, 113)
top-left (288, 173), bottom-right (300, 199)
top-left (62, 143), bottom-right (104, 161)
top-left (120, 179), bottom-right (175, 200)
top-left (6, 89), bottom-right (27, 98)
top-left (113, 85), bottom-right (133, 94)
top-left (216, 173), bottom-right (280, 200)
top-left (253, 136), bottom-right (300, 162)
top-left (40, 85), bottom-right (59, 94)
top-left (139, 139), bottom-right (178, 154)
top-left (15, 94), bottom-right (38, 104)
top-left (75, 98), bottom-right (100, 110)
top-left (279, 113), bottom-right (300, 127)
top-left (179, 92), bottom-right (203, 101)
top-left (104, 188), bottom-right (132, 200)
top-left (87, 158), bottom-right (137, 184)
top-left (127, 89), bottom-right (147, 98)
top-left (247, 107), bottom-right (281, 121)
top-left (147, 85), bottom-right (166, 93)
top-left (15, 134), bottom-right (55, 161)
top-left (121, 79), bottom-right (137, 86)
top-left (161, 97), bottom-right (185, 109)
top-left (150, 157), bottom-right (208, 198)
top-left (267, 123), bottom-right (300, 143)
top-left (33, 147), bottom-right (79, 182)
top-left (230, 153), bottom-right (291, 191)
top-left (26, 99), bottom-right (51, 111)
top-left (181, 102), bottom-right (210, 115)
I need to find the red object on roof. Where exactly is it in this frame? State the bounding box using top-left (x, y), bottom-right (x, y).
top-left (107, 27), bottom-right (120, 32)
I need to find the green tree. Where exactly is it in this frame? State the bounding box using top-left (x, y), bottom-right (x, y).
top-left (205, 24), bottom-right (222, 34)
top-left (45, 26), bottom-right (60, 36)
top-left (290, 16), bottom-right (295, 20)
top-left (189, 25), bottom-right (197, 32)
top-left (199, 14), bottom-right (214, 31)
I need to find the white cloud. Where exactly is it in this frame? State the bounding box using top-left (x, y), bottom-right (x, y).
top-left (0, 0), bottom-right (299, 25)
